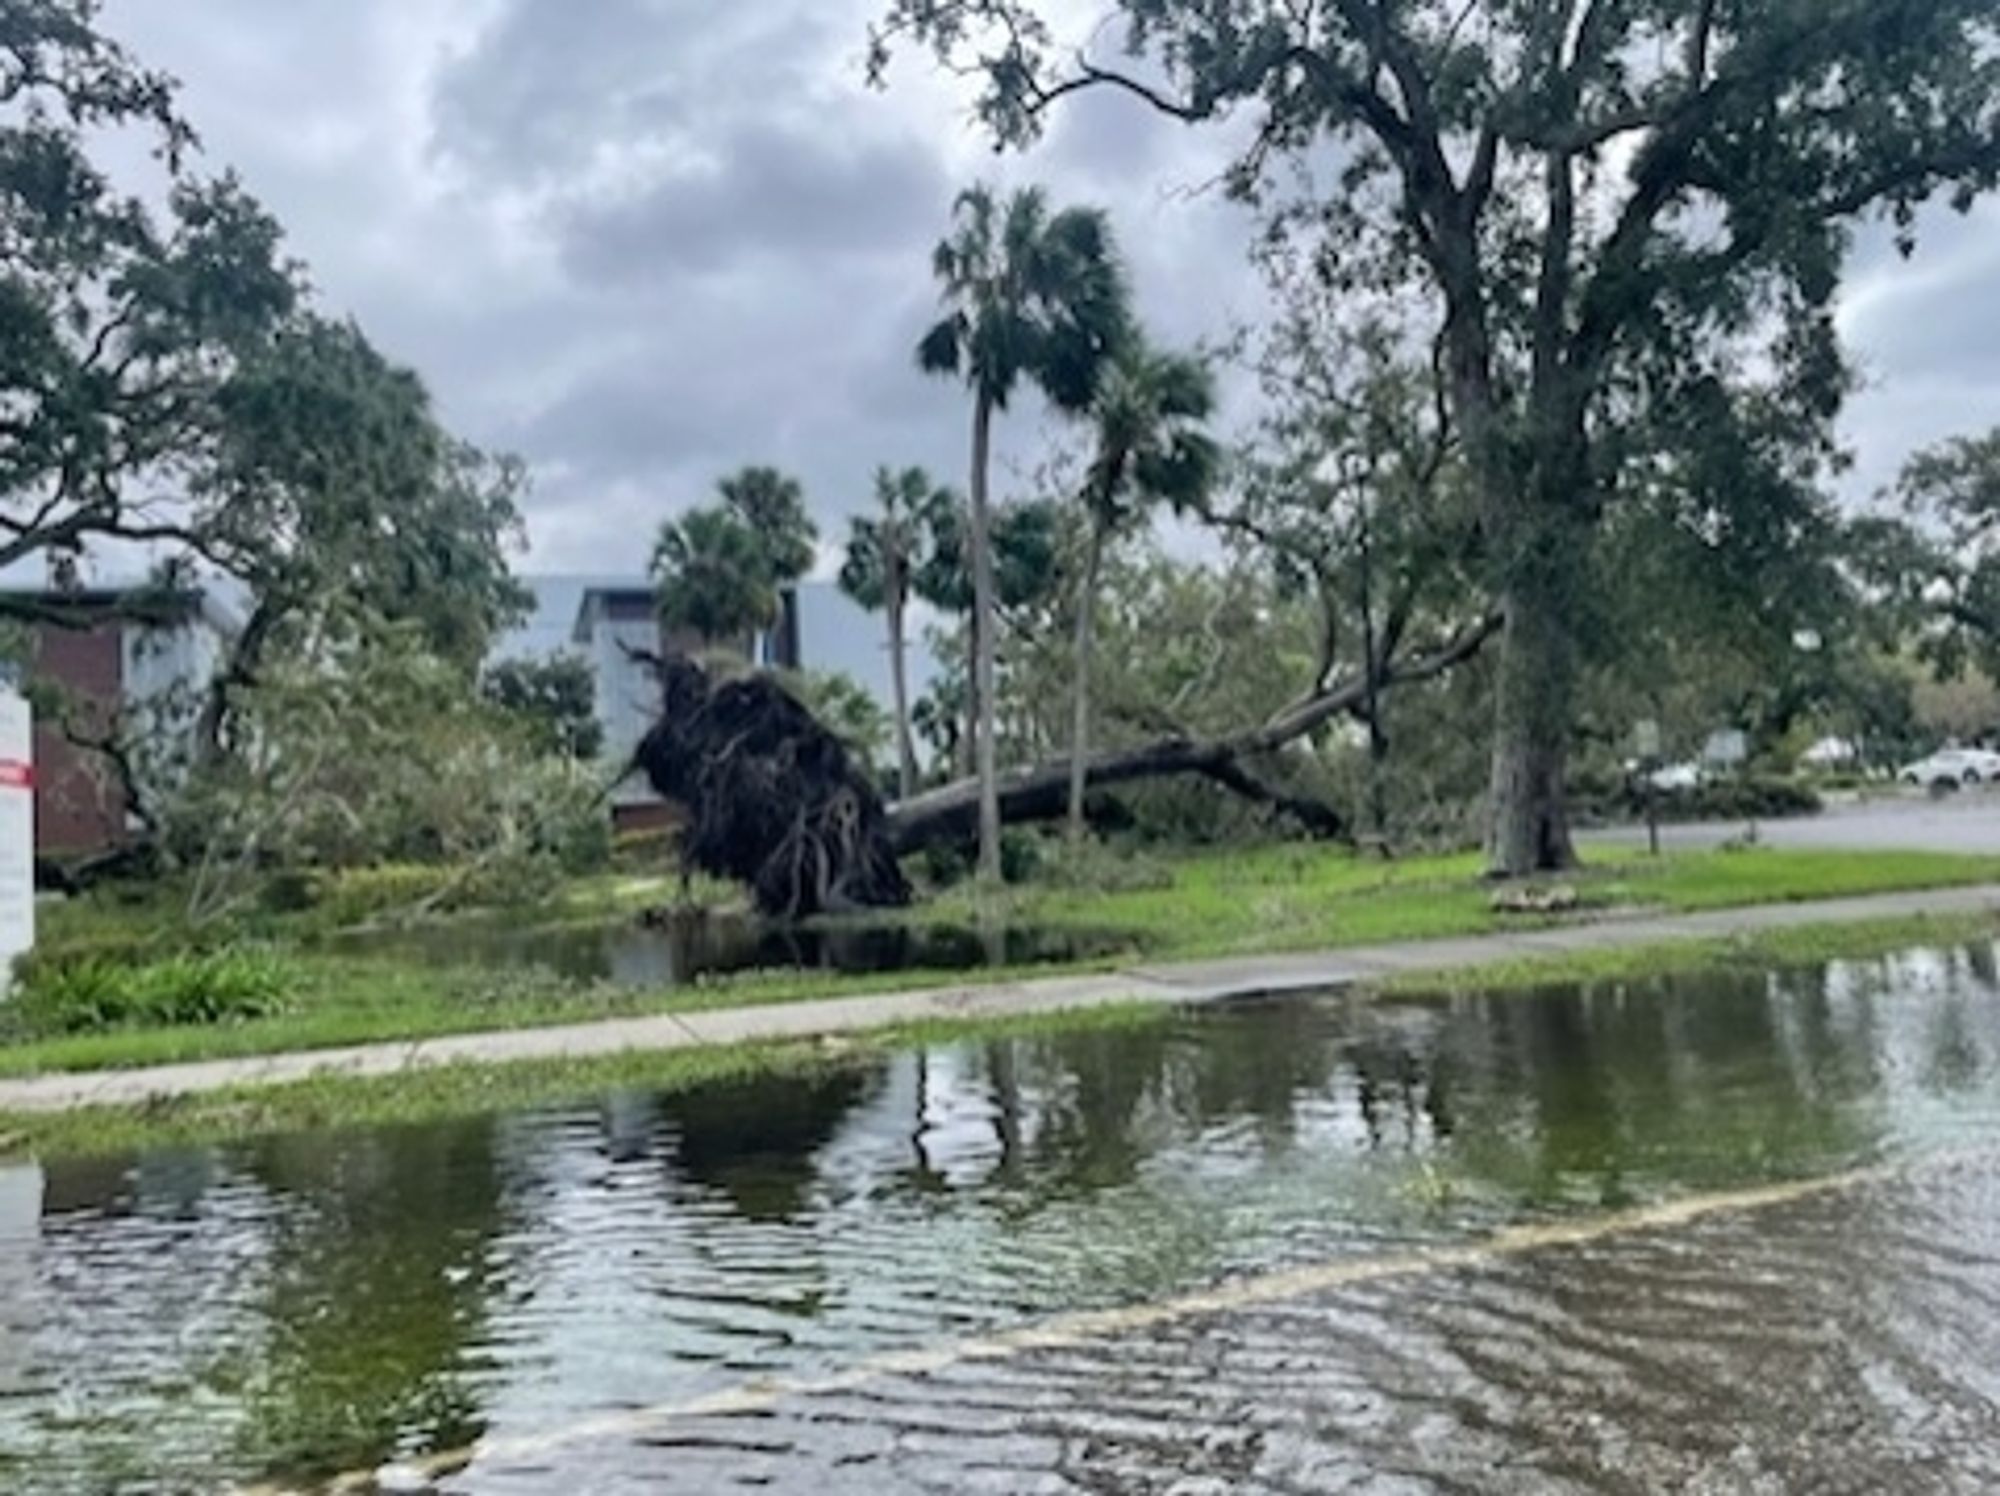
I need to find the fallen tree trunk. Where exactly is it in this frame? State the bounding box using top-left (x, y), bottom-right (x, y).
top-left (886, 615), bottom-right (1500, 853)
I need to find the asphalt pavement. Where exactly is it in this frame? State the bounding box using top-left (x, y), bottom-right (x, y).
top-left (1582, 789), bottom-right (2000, 855)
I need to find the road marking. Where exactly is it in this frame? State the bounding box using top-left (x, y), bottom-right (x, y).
top-left (238, 1148), bottom-right (1976, 1495)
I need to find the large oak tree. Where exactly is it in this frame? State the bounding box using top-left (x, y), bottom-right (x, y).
top-left (874, 0), bottom-right (2000, 873)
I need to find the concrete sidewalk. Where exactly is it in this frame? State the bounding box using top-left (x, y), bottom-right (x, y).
top-left (5, 883), bottom-right (2000, 1115)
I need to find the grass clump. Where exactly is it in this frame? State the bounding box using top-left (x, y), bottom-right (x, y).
top-left (9, 948), bottom-right (294, 1037)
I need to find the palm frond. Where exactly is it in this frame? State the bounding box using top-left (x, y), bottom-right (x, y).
top-left (916, 314), bottom-right (964, 376)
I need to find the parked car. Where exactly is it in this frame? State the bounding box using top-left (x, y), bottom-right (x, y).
top-left (1898, 747), bottom-right (2000, 789)
top-left (1644, 760), bottom-right (1705, 791)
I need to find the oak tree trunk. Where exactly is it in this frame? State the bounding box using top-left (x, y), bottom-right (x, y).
top-left (1485, 561), bottom-right (1578, 876)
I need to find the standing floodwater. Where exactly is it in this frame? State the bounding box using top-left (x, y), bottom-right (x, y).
top-left (8, 942), bottom-right (2000, 1491)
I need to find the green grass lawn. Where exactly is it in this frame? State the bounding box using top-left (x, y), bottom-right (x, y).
top-left (925, 843), bottom-right (2000, 951)
top-left (6, 844), bottom-right (2000, 1081)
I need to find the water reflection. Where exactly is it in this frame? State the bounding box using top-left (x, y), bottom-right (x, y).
top-left (222, 1122), bottom-right (508, 1482)
top-left (6, 941), bottom-right (2000, 1490)
top-left (0, 1163), bottom-right (41, 1400)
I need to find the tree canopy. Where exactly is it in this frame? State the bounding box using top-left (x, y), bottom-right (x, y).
top-left (653, 504), bottom-right (780, 647)
top-left (0, 2), bottom-right (533, 834)
top-left (482, 654), bottom-right (603, 761)
top-left (653, 466), bottom-right (818, 652)
top-left (0, 0), bottom-right (302, 603)
top-left (716, 465), bottom-right (817, 588)
top-left (191, 314), bottom-right (529, 758)
top-left (875, 0), bottom-right (2000, 874)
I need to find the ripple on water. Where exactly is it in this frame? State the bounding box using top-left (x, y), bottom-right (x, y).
top-left (9, 944), bottom-right (2000, 1490)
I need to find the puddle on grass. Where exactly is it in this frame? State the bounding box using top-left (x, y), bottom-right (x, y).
top-left (326, 912), bottom-right (1151, 988)
top-left (9, 940), bottom-right (2000, 1490)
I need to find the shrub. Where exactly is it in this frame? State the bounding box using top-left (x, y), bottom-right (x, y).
top-left (1656, 774), bottom-right (1822, 822)
top-left (915, 841), bottom-right (972, 891)
top-left (548, 802), bottom-right (613, 876)
top-left (10, 957), bottom-right (129, 1035)
top-left (298, 864), bottom-right (471, 927)
top-left (610, 825), bottom-right (677, 873)
top-left (999, 828), bottom-right (1043, 885)
top-left (11, 948), bottom-right (294, 1036)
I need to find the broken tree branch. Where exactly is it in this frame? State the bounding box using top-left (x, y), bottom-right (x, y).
top-left (887, 612), bottom-right (1499, 852)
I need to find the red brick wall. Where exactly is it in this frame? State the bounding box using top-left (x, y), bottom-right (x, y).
top-left (30, 622), bottom-right (127, 857)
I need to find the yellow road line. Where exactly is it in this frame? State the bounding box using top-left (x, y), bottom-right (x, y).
top-left (243, 1150), bottom-right (1967, 1495)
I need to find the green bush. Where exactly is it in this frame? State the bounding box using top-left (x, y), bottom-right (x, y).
top-left (1570, 766), bottom-right (1822, 825)
top-left (1111, 778), bottom-right (1284, 847)
top-left (299, 863), bottom-right (471, 927)
top-left (549, 806), bottom-right (613, 876)
top-left (610, 824), bottom-right (677, 873)
top-left (915, 840), bottom-right (972, 891)
top-left (11, 948), bottom-right (294, 1036)
top-left (1000, 828), bottom-right (1043, 885)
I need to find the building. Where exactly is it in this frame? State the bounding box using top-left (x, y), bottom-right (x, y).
top-left (4, 588), bottom-right (240, 858)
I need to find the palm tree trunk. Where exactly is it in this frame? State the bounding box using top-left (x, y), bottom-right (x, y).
top-left (969, 394), bottom-right (1002, 884)
top-left (1066, 522), bottom-right (1104, 842)
top-left (960, 611), bottom-right (978, 778)
top-left (888, 585), bottom-right (917, 799)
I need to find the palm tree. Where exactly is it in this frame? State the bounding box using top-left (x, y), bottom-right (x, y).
top-left (652, 504), bottom-right (776, 651)
top-left (918, 183), bottom-right (1129, 882)
top-left (1068, 345), bottom-right (1219, 839)
top-left (717, 465), bottom-right (817, 590)
top-left (840, 465), bottom-right (955, 798)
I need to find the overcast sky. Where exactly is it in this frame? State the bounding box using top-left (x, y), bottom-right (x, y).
top-left (102, 0), bottom-right (2000, 575)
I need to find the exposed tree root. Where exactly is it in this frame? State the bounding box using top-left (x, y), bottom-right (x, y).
top-left (631, 654), bottom-right (911, 918)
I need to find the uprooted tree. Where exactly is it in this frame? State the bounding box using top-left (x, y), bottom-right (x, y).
top-left (632, 613), bottom-right (1496, 915)
top-left (632, 654), bottom-right (913, 918)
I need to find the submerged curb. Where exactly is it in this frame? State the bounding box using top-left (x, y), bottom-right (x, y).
top-left (5, 882), bottom-right (2000, 1115)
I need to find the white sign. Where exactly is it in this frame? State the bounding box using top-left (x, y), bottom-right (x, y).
top-left (1702, 728), bottom-right (1749, 768)
top-left (0, 691), bottom-right (33, 977)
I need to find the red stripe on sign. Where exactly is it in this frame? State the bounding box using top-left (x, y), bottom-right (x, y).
top-left (0, 761), bottom-right (31, 790)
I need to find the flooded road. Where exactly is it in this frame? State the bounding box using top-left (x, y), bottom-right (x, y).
top-left (7, 942), bottom-right (2000, 1492)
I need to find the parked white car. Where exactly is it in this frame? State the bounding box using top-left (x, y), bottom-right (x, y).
top-left (1641, 760), bottom-right (1705, 791)
top-left (1899, 747), bottom-right (2000, 788)
top-left (1624, 760), bottom-right (1704, 796)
